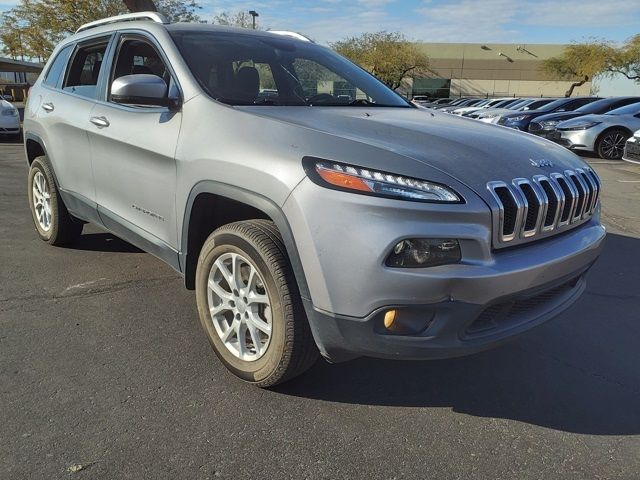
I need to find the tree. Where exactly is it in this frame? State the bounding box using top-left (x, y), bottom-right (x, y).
top-left (544, 36), bottom-right (640, 97)
top-left (608, 34), bottom-right (640, 81)
top-left (213, 11), bottom-right (259, 29)
top-left (0, 0), bottom-right (201, 61)
top-left (331, 32), bottom-right (429, 90)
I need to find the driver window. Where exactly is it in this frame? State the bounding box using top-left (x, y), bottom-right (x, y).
top-left (110, 38), bottom-right (170, 101)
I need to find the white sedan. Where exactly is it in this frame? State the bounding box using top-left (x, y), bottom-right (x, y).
top-left (0, 99), bottom-right (20, 138)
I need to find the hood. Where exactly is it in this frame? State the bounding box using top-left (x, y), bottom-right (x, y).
top-left (533, 112), bottom-right (583, 124)
top-left (239, 106), bottom-right (587, 195)
top-left (501, 109), bottom-right (550, 120)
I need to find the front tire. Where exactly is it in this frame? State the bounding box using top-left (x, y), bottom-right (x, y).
top-left (27, 156), bottom-right (83, 245)
top-left (596, 129), bottom-right (628, 160)
top-left (195, 220), bottom-right (318, 387)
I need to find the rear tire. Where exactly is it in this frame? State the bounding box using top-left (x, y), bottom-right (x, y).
top-left (195, 219), bottom-right (318, 387)
top-left (596, 129), bottom-right (628, 160)
top-left (27, 156), bottom-right (83, 245)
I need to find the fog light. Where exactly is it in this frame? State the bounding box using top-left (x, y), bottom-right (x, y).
top-left (383, 310), bottom-right (397, 329)
top-left (386, 239), bottom-right (461, 268)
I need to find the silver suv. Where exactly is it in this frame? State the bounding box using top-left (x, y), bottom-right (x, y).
top-left (24, 13), bottom-right (606, 386)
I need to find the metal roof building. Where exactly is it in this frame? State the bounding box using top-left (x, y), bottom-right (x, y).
top-left (409, 43), bottom-right (591, 98)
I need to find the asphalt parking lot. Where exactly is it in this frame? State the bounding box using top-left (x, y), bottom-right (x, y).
top-left (1, 139), bottom-right (639, 479)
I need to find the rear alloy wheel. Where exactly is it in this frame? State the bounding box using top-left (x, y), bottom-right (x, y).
top-left (27, 156), bottom-right (83, 245)
top-left (597, 129), bottom-right (628, 160)
top-left (195, 220), bottom-right (318, 387)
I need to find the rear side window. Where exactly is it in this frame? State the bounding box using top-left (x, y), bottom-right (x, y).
top-left (63, 40), bottom-right (110, 99)
top-left (43, 45), bottom-right (72, 88)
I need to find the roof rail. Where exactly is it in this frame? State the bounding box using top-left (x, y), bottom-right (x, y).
top-left (76, 11), bottom-right (169, 33)
top-left (267, 30), bottom-right (314, 43)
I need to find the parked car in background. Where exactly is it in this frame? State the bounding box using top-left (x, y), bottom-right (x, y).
top-left (426, 97), bottom-right (454, 107)
top-left (460, 98), bottom-right (522, 117)
top-left (412, 95), bottom-right (433, 105)
top-left (623, 130), bottom-right (640, 164)
top-left (439, 98), bottom-right (484, 113)
top-left (473, 98), bottom-right (555, 123)
top-left (529, 97), bottom-right (640, 139)
top-left (553, 103), bottom-right (640, 160)
top-left (432, 97), bottom-right (474, 110)
top-left (0, 99), bottom-right (20, 138)
top-left (497, 97), bottom-right (601, 131)
top-left (452, 97), bottom-right (514, 116)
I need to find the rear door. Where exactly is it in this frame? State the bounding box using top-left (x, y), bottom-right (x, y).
top-left (36, 36), bottom-right (113, 212)
top-left (87, 32), bottom-right (181, 260)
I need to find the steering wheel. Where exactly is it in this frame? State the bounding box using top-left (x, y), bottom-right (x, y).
top-left (306, 93), bottom-right (336, 105)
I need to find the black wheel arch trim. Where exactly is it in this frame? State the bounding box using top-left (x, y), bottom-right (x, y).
top-left (180, 180), bottom-right (312, 303)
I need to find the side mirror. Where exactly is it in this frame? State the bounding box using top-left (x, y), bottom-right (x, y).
top-left (111, 74), bottom-right (179, 110)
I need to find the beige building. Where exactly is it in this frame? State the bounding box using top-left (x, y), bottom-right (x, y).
top-left (409, 43), bottom-right (592, 98)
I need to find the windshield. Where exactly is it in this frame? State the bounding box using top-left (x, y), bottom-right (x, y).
top-left (606, 103), bottom-right (640, 115)
top-left (575, 98), bottom-right (617, 114)
top-left (169, 30), bottom-right (411, 107)
top-left (534, 98), bottom-right (572, 112)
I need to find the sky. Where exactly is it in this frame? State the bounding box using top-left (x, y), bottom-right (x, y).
top-left (1, 0), bottom-right (639, 93)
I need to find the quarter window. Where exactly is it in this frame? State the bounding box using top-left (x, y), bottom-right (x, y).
top-left (63, 41), bottom-right (110, 99)
top-left (43, 45), bottom-right (73, 88)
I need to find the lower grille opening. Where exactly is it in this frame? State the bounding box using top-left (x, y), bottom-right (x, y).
top-left (466, 278), bottom-right (580, 337)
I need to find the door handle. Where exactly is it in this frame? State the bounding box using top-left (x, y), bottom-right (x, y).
top-left (90, 116), bottom-right (110, 128)
top-left (42, 102), bottom-right (54, 112)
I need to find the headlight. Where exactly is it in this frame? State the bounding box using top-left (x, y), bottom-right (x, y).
top-left (303, 158), bottom-right (463, 203)
top-left (506, 115), bottom-right (530, 122)
top-left (1, 108), bottom-right (17, 117)
top-left (540, 120), bottom-right (560, 129)
top-left (560, 121), bottom-right (602, 131)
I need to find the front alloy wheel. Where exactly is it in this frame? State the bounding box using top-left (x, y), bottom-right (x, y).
top-left (207, 252), bottom-right (272, 361)
top-left (195, 220), bottom-right (318, 387)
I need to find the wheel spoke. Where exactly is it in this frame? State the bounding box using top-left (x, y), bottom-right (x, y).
top-left (236, 322), bottom-right (247, 357)
top-left (247, 291), bottom-right (269, 305)
top-left (209, 303), bottom-right (229, 318)
top-left (215, 258), bottom-right (235, 289)
top-left (231, 253), bottom-right (245, 290)
top-left (208, 277), bottom-right (233, 300)
top-left (221, 319), bottom-right (238, 343)
top-left (247, 310), bottom-right (271, 335)
top-left (246, 321), bottom-right (263, 354)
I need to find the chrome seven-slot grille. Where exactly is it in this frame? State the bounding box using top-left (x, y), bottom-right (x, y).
top-left (487, 168), bottom-right (600, 247)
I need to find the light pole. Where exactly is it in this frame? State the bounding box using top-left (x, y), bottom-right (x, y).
top-left (249, 10), bottom-right (259, 29)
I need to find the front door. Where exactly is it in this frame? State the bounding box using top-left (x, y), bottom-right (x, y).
top-left (88, 34), bottom-right (181, 255)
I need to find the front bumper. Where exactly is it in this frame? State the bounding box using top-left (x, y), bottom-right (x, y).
top-left (622, 137), bottom-right (640, 164)
top-left (285, 178), bottom-right (606, 362)
top-left (551, 128), bottom-right (599, 152)
top-left (0, 118), bottom-right (20, 135)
